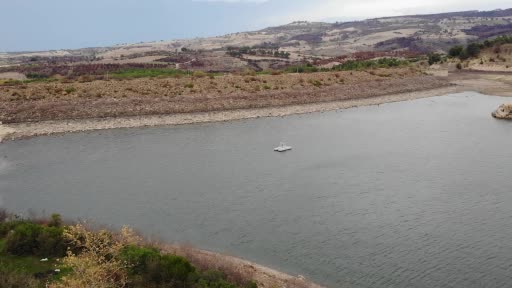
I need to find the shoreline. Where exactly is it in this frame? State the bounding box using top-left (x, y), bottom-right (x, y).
top-left (164, 244), bottom-right (325, 288)
top-left (0, 85), bottom-right (458, 142)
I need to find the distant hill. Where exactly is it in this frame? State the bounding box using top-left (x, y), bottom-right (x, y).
top-left (1, 8), bottom-right (512, 70)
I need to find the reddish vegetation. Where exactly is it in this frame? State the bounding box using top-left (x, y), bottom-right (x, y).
top-left (0, 63), bottom-right (170, 78)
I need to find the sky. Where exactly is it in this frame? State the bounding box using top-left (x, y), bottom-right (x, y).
top-left (1, 0), bottom-right (510, 52)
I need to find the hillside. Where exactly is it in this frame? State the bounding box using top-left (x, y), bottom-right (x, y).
top-left (1, 8), bottom-right (512, 72)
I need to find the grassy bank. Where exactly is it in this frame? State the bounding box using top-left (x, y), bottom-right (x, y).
top-left (0, 210), bottom-right (257, 288)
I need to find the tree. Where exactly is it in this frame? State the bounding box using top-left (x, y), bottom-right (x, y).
top-left (466, 43), bottom-right (481, 58)
top-left (428, 53), bottom-right (442, 65)
top-left (448, 45), bottom-right (464, 57)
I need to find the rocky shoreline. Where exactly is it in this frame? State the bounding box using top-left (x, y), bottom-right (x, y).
top-left (0, 85), bottom-right (458, 142)
top-left (165, 244), bottom-right (324, 288)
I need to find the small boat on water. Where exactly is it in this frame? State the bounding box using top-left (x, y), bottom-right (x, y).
top-left (274, 142), bottom-right (292, 152)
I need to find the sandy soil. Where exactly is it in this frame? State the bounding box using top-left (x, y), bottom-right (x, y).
top-left (448, 71), bottom-right (512, 96)
top-left (0, 72), bottom-right (26, 80)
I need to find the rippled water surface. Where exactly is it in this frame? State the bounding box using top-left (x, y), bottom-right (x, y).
top-left (2, 92), bottom-right (512, 287)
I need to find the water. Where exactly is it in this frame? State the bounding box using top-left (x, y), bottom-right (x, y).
top-left (1, 92), bottom-right (512, 287)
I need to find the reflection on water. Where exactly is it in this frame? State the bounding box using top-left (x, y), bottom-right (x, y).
top-left (1, 92), bottom-right (512, 287)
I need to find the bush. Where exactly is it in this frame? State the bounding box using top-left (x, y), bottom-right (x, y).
top-left (48, 213), bottom-right (62, 227)
top-left (5, 222), bottom-right (42, 256)
top-left (112, 68), bottom-right (189, 79)
top-left (5, 221), bottom-right (65, 257)
top-left (0, 209), bottom-right (7, 223)
top-left (285, 64), bottom-right (319, 73)
top-left (332, 58), bottom-right (407, 71)
top-left (448, 45), bottom-right (464, 57)
top-left (0, 220), bottom-right (25, 238)
top-left (26, 73), bottom-right (48, 79)
top-left (0, 264), bottom-right (39, 288)
top-left (466, 43), bottom-right (481, 58)
top-left (36, 226), bottom-right (66, 257)
top-left (120, 245), bottom-right (196, 286)
top-left (196, 271), bottom-right (238, 288)
top-left (456, 63), bottom-right (463, 70)
top-left (428, 53), bottom-right (442, 65)
top-left (147, 254), bottom-right (196, 284)
top-left (64, 87), bottom-right (76, 94)
top-left (244, 281), bottom-right (258, 288)
top-left (119, 245), bottom-right (160, 275)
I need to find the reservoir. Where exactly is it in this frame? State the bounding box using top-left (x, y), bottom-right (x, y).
top-left (1, 92), bottom-right (512, 287)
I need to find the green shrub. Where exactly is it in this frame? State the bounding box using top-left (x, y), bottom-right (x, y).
top-left (285, 64), bottom-right (319, 73)
top-left (448, 45), bottom-right (464, 57)
top-left (428, 53), bottom-right (442, 65)
top-left (0, 220), bottom-right (26, 238)
top-left (112, 68), bottom-right (189, 79)
top-left (0, 209), bottom-right (7, 223)
top-left (120, 245), bottom-right (196, 286)
top-left (48, 214), bottom-right (62, 227)
top-left (119, 245), bottom-right (160, 275)
top-left (36, 226), bottom-right (65, 257)
top-left (26, 73), bottom-right (48, 80)
top-left (332, 58), bottom-right (408, 71)
top-left (64, 87), bottom-right (76, 94)
top-left (196, 270), bottom-right (238, 288)
top-left (5, 222), bottom-right (42, 256)
top-left (244, 281), bottom-right (258, 288)
top-left (5, 222), bottom-right (65, 257)
top-left (466, 43), bottom-right (481, 58)
top-left (146, 254), bottom-right (195, 284)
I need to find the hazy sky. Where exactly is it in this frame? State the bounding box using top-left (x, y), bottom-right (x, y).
top-left (1, 0), bottom-right (510, 52)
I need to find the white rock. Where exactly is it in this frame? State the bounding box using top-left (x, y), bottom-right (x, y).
top-left (492, 103), bottom-right (512, 119)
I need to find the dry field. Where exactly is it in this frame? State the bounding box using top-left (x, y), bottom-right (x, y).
top-left (0, 68), bottom-right (449, 124)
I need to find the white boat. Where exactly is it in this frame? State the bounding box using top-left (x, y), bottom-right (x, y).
top-left (274, 142), bottom-right (292, 152)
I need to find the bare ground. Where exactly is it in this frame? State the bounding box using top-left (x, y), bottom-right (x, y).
top-left (0, 85), bottom-right (457, 141)
top-left (448, 70), bottom-right (512, 96)
top-left (3, 69), bottom-right (512, 142)
top-left (164, 244), bottom-right (325, 288)
top-left (0, 68), bottom-right (433, 123)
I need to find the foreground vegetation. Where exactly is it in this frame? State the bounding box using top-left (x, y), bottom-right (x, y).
top-left (0, 210), bottom-right (256, 288)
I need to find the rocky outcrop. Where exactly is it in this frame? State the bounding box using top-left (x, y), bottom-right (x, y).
top-left (492, 104), bottom-right (512, 119)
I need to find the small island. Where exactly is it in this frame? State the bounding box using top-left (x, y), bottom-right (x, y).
top-left (492, 104), bottom-right (512, 119)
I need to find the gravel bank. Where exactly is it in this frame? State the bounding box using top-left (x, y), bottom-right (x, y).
top-left (1, 85), bottom-right (457, 141)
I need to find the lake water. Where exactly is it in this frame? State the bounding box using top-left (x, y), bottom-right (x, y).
top-left (1, 92), bottom-right (512, 287)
